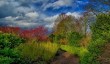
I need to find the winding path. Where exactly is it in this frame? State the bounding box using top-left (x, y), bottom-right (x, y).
top-left (51, 51), bottom-right (79, 64)
top-left (98, 43), bottom-right (110, 64)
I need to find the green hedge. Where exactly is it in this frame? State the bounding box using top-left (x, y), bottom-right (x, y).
top-left (0, 33), bottom-right (25, 48)
top-left (0, 33), bottom-right (25, 64)
top-left (67, 32), bottom-right (83, 47)
top-left (80, 38), bottom-right (106, 64)
top-left (0, 56), bottom-right (13, 64)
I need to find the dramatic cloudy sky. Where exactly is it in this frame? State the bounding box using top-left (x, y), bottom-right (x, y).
top-left (0, 0), bottom-right (107, 29)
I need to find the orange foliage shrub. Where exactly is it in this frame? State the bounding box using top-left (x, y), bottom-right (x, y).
top-left (59, 38), bottom-right (68, 45)
top-left (80, 34), bottom-right (91, 47)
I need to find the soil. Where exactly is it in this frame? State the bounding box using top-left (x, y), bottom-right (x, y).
top-left (50, 50), bottom-right (79, 64)
top-left (98, 43), bottom-right (110, 64)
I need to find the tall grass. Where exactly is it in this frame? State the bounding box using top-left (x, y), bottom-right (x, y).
top-left (17, 42), bottom-right (59, 62)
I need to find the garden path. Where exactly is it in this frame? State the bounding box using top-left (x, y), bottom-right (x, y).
top-left (51, 50), bottom-right (79, 64)
top-left (98, 43), bottom-right (110, 64)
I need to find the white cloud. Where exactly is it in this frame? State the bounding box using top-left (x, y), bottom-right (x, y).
top-left (15, 21), bottom-right (38, 27)
top-left (17, 0), bottom-right (49, 3)
top-left (25, 12), bottom-right (39, 19)
top-left (77, 1), bottom-right (88, 5)
top-left (44, 0), bottom-right (73, 10)
top-left (0, 1), bottom-right (8, 7)
top-left (44, 14), bottom-right (59, 28)
top-left (45, 22), bottom-right (55, 28)
top-left (5, 16), bottom-right (17, 21)
top-left (15, 6), bottom-right (34, 14)
top-left (44, 14), bottom-right (59, 22)
top-left (66, 12), bottom-right (82, 18)
top-left (3, 15), bottom-right (39, 28)
top-left (0, 0), bottom-right (20, 7)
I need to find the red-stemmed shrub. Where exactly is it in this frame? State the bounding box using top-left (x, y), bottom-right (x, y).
top-left (20, 26), bottom-right (48, 41)
top-left (0, 26), bottom-right (48, 42)
top-left (0, 27), bottom-right (21, 35)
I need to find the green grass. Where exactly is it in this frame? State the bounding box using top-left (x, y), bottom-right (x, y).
top-left (0, 56), bottom-right (13, 64)
top-left (61, 45), bottom-right (88, 57)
